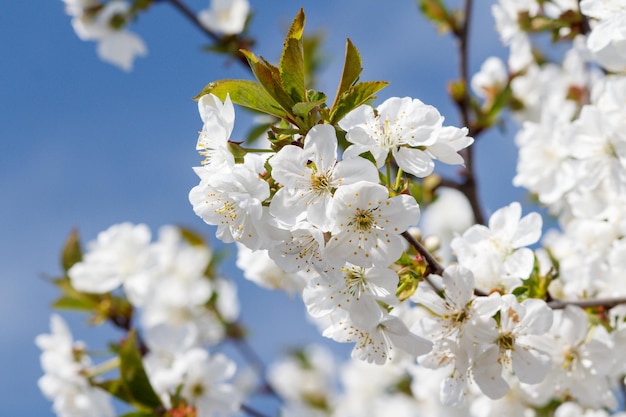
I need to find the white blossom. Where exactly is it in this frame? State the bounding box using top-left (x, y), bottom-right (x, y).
top-left (196, 93), bottom-right (236, 171)
top-left (324, 181), bottom-right (419, 268)
top-left (269, 124), bottom-right (379, 231)
top-left (68, 222), bottom-right (154, 303)
top-left (36, 315), bottom-right (115, 417)
top-left (451, 202), bottom-right (542, 292)
top-left (338, 97), bottom-right (472, 178)
top-left (189, 162), bottom-right (271, 250)
top-left (198, 0), bottom-right (250, 35)
top-left (68, 1), bottom-right (147, 71)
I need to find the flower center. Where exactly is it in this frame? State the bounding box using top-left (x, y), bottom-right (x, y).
top-left (351, 208), bottom-right (375, 231)
top-left (213, 199), bottom-right (237, 222)
top-left (310, 171), bottom-right (332, 194)
top-left (498, 332), bottom-right (515, 351)
top-left (342, 265), bottom-right (366, 297)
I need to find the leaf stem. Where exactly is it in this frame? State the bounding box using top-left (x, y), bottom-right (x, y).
top-left (86, 356), bottom-right (121, 378)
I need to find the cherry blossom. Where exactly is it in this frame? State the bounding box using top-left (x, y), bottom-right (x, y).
top-left (338, 97), bottom-right (472, 178)
top-left (67, 222), bottom-right (154, 303)
top-left (196, 93), bottom-right (236, 170)
top-left (198, 0), bottom-right (250, 35)
top-left (189, 163), bottom-right (271, 250)
top-left (269, 124), bottom-right (379, 231)
top-left (65, 1), bottom-right (147, 71)
top-left (36, 315), bottom-right (115, 417)
top-left (324, 181), bottom-right (419, 268)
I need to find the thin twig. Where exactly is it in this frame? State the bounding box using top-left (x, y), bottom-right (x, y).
top-left (547, 297), bottom-right (626, 310)
top-left (401, 231), bottom-right (444, 293)
top-left (162, 0), bottom-right (253, 70)
top-left (241, 403), bottom-right (272, 417)
top-left (230, 330), bottom-right (281, 399)
top-left (401, 231), bottom-right (488, 297)
top-left (163, 0), bottom-right (220, 42)
top-left (450, 0), bottom-right (485, 226)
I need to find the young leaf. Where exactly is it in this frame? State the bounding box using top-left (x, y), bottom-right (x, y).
top-left (292, 97), bottom-right (326, 120)
top-left (279, 9), bottom-right (306, 102)
top-left (61, 229), bottom-right (82, 272)
top-left (119, 412), bottom-right (159, 417)
top-left (119, 330), bottom-right (163, 410)
top-left (96, 378), bottom-right (135, 406)
top-left (241, 50), bottom-right (296, 115)
top-left (332, 39), bottom-right (362, 109)
top-left (195, 79), bottom-right (288, 119)
top-left (52, 277), bottom-right (100, 311)
top-left (330, 80), bottom-right (388, 124)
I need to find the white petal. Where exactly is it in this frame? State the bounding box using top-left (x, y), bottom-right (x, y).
top-left (393, 147), bottom-right (434, 178)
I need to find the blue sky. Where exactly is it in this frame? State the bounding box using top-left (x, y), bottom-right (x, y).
top-left (0, 1), bottom-right (519, 415)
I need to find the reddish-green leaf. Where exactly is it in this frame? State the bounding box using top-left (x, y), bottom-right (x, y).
top-left (332, 39), bottom-right (362, 109)
top-left (241, 50), bottom-right (296, 114)
top-left (61, 229), bottom-right (82, 272)
top-left (279, 9), bottom-right (306, 102)
top-left (195, 79), bottom-right (288, 119)
top-left (330, 81), bottom-right (388, 124)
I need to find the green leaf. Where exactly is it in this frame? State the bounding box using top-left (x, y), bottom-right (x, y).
top-left (292, 97), bottom-right (326, 119)
top-left (357, 150), bottom-right (377, 166)
top-left (52, 293), bottom-right (99, 311)
top-left (240, 50), bottom-right (296, 115)
top-left (61, 229), bottom-right (83, 272)
top-left (279, 9), bottom-right (306, 102)
top-left (332, 39), bottom-right (362, 108)
top-left (178, 227), bottom-right (207, 247)
top-left (484, 84), bottom-right (512, 123)
top-left (330, 81), bottom-right (388, 124)
top-left (120, 412), bottom-right (159, 417)
top-left (195, 79), bottom-right (288, 119)
top-left (95, 378), bottom-right (135, 405)
top-left (512, 286), bottom-right (529, 300)
top-left (245, 120), bottom-right (273, 144)
top-left (419, 0), bottom-right (455, 34)
top-left (52, 278), bottom-right (100, 311)
top-left (119, 330), bottom-right (163, 409)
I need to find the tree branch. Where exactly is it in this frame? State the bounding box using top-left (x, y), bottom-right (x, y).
top-left (547, 297), bottom-right (626, 310)
top-left (226, 322), bottom-right (281, 400)
top-left (162, 0), bottom-right (253, 70)
top-left (450, 0), bottom-right (486, 226)
top-left (163, 0), bottom-right (220, 42)
top-left (241, 403), bottom-right (272, 417)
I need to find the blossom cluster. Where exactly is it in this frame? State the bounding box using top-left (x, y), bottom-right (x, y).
top-left (43, 1), bottom-right (626, 416)
top-left (39, 224), bottom-right (243, 416)
top-left (186, 84), bottom-right (619, 410)
top-left (480, 2), bottom-right (626, 302)
top-left (61, 0), bottom-right (147, 71)
top-left (59, 0), bottom-right (250, 70)
top-left (189, 93), bottom-right (473, 366)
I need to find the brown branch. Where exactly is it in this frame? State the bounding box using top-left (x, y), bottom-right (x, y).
top-left (162, 0), bottom-right (253, 70)
top-left (547, 297), bottom-right (626, 310)
top-left (163, 0), bottom-right (220, 42)
top-left (402, 231), bottom-right (444, 277)
top-left (241, 404), bottom-right (272, 417)
top-left (401, 231), bottom-right (488, 297)
top-left (449, 0), bottom-right (486, 226)
top-left (227, 322), bottom-right (281, 400)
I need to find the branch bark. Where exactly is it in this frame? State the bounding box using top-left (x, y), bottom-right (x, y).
top-left (162, 0), bottom-right (253, 70)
